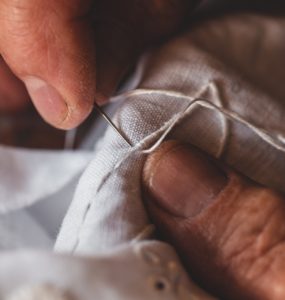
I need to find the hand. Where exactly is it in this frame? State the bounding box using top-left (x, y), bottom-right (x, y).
top-left (143, 140), bottom-right (285, 300)
top-left (0, 0), bottom-right (198, 128)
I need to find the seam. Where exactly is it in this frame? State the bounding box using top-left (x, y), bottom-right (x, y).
top-left (71, 84), bottom-right (285, 253)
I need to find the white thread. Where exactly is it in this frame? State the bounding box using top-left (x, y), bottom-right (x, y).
top-left (208, 82), bottom-right (229, 158)
top-left (277, 134), bottom-right (285, 144)
top-left (134, 244), bottom-right (162, 265)
top-left (117, 88), bottom-right (285, 154)
top-left (72, 85), bottom-right (285, 253)
top-left (198, 100), bottom-right (285, 151)
top-left (72, 118), bottom-right (181, 252)
top-left (131, 224), bottom-right (156, 244)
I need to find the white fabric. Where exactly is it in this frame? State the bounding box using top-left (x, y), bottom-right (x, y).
top-left (0, 12), bottom-right (284, 300)
top-left (56, 13), bottom-right (285, 256)
top-left (0, 210), bottom-right (52, 249)
top-left (0, 242), bottom-right (215, 300)
top-left (0, 147), bottom-right (92, 248)
top-left (0, 146), bottom-right (92, 213)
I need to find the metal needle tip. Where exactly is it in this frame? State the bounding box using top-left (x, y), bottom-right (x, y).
top-left (93, 102), bottom-right (132, 147)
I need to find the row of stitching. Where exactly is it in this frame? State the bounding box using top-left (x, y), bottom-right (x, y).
top-left (71, 86), bottom-right (285, 253)
top-left (129, 89), bottom-right (285, 154)
top-left (71, 81), bottom-right (222, 252)
top-left (71, 109), bottom-right (195, 253)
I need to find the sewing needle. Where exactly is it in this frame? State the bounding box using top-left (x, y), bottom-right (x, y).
top-left (93, 102), bottom-right (133, 147)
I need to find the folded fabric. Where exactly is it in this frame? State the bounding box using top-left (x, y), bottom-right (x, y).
top-left (1, 12), bottom-right (285, 300)
top-left (0, 147), bottom-right (92, 249)
top-left (0, 242), bottom-right (214, 300)
top-left (57, 13), bottom-right (285, 255)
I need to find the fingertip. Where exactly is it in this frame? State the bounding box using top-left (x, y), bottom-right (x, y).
top-left (58, 97), bottom-right (93, 130)
top-left (143, 140), bottom-right (228, 218)
top-left (144, 141), bottom-right (285, 300)
top-left (0, 0), bottom-right (97, 129)
top-left (143, 140), bottom-right (182, 191)
top-left (24, 76), bottom-right (93, 130)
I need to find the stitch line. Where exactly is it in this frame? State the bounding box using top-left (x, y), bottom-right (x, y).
top-left (72, 110), bottom-right (198, 252)
top-left (72, 86), bottom-right (285, 253)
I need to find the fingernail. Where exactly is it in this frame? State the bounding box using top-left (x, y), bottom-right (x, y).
top-left (143, 141), bottom-right (228, 218)
top-left (24, 76), bottom-right (67, 126)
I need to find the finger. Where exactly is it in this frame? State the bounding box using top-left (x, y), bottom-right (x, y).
top-left (0, 0), bottom-right (199, 127)
top-left (143, 141), bottom-right (285, 300)
top-left (0, 0), bottom-right (96, 129)
top-left (0, 57), bottom-right (30, 112)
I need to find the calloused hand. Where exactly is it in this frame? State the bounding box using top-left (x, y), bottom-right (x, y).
top-left (0, 0), bottom-right (198, 128)
top-left (143, 141), bottom-right (285, 300)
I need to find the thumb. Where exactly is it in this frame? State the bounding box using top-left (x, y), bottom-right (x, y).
top-left (0, 0), bottom-right (95, 129)
top-left (143, 141), bottom-right (285, 300)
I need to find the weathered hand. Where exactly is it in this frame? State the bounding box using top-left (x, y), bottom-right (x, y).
top-left (0, 0), bottom-right (198, 128)
top-left (143, 141), bottom-right (285, 300)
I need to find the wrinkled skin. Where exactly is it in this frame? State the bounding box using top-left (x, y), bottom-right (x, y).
top-left (143, 141), bottom-right (285, 300)
top-left (0, 0), bottom-right (197, 127)
top-left (1, 1), bottom-right (285, 298)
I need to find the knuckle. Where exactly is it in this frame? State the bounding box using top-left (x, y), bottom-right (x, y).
top-left (225, 198), bottom-right (285, 283)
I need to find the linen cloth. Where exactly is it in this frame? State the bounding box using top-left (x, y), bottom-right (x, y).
top-left (57, 13), bottom-right (285, 255)
top-left (0, 12), bottom-right (285, 300)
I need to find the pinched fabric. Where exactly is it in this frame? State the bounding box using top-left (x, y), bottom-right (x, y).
top-left (0, 12), bottom-right (285, 300)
